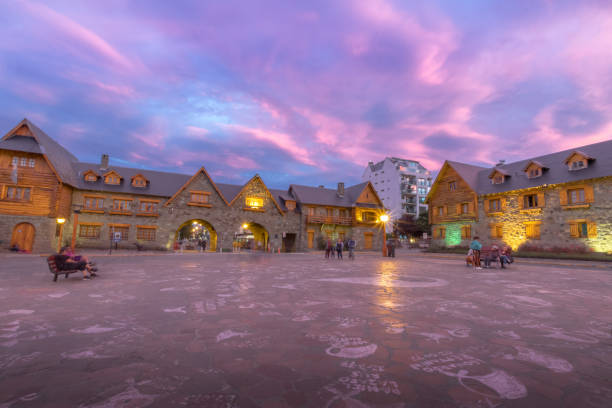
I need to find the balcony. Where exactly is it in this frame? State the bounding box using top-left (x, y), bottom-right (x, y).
top-left (306, 215), bottom-right (353, 226)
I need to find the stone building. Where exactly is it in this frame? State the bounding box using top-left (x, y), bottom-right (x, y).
top-left (0, 119), bottom-right (385, 253)
top-left (427, 140), bottom-right (612, 253)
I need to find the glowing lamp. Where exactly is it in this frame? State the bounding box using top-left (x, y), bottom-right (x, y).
top-left (56, 218), bottom-right (66, 224)
top-left (379, 214), bottom-right (389, 223)
top-left (242, 223), bottom-right (249, 229)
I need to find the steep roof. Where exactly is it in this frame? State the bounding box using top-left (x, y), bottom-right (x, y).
top-left (446, 160), bottom-right (487, 190)
top-left (476, 139), bottom-right (612, 195)
top-left (289, 181), bottom-right (382, 208)
top-left (73, 162), bottom-right (190, 197)
top-left (0, 135), bottom-right (43, 154)
top-left (1, 119), bottom-right (80, 186)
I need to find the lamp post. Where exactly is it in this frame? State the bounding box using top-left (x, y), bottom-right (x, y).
top-left (56, 218), bottom-right (66, 252)
top-left (379, 214), bottom-right (389, 257)
top-left (70, 205), bottom-right (82, 251)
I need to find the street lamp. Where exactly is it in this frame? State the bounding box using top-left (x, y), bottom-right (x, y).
top-left (379, 214), bottom-right (389, 257)
top-left (70, 205), bottom-right (82, 251)
top-left (56, 218), bottom-right (66, 252)
top-left (242, 223), bottom-right (249, 229)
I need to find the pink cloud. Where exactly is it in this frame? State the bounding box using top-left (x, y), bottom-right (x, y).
top-left (226, 124), bottom-right (316, 166)
top-left (12, 83), bottom-right (58, 105)
top-left (185, 126), bottom-right (209, 138)
top-left (225, 154), bottom-right (259, 170)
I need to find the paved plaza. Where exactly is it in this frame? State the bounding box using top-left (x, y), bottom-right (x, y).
top-left (0, 252), bottom-right (611, 407)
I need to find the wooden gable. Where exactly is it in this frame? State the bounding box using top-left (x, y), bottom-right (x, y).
top-left (564, 151), bottom-right (592, 170)
top-left (131, 174), bottom-right (148, 187)
top-left (83, 169), bottom-right (99, 182)
top-left (523, 161), bottom-right (545, 178)
top-left (229, 175), bottom-right (284, 214)
top-left (103, 170), bottom-right (122, 185)
top-left (164, 166), bottom-right (228, 207)
top-left (427, 162), bottom-right (478, 225)
top-left (489, 168), bottom-right (508, 184)
top-left (13, 124), bottom-right (34, 137)
top-left (355, 182), bottom-right (383, 206)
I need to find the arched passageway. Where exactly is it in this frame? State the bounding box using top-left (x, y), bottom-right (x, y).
top-left (174, 219), bottom-right (217, 251)
top-left (234, 222), bottom-right (269, 251)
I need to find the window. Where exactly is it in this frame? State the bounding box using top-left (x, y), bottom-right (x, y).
top-left (83, 196), bottom-right (104, 210)
top-left (79, 224), bottom-right (101, 239)
top-left (109, 226), bottom-right (129, 240)
top-left (4, 186), bottom-right (31, 201)
top-left (112, 199), bottom-right (131, 212)
top-left (448, 181), bottom-right (456, 191)
top-left (492, 175), bottom-right (504, 184)
top-left (137, 226), bottom-right (156, 241)
top-left (139, 201), bottom-right (158, 214)
top-left (567, 188), bottom-right (585, 205)
top-left (84, 173), bottom-right (97, 182)
top-left (437, 206), bottom-right (444, 216)
top-left (20, 157), bottom-right (27, 167)
top-left (461, 225), bottom-right (471, 240)
top-left (569, 220), bottom-right (596, 238)
top-left (418, 187), bottom-right (427, 195)
top-left (436, 227), bottom-right (446, 239)
top-left (461, 203), bottom-right (470, 214)
top-left (11, 157), bottom-right (17, 166)
top-left (523, 194), bottom-right (538, 209)
top-left (528, 168), bottom-right (541, 178)
top-left (29, 158), bottom-right (35, 168)
top-left (362, 211), bottom-right (377, 222)
top-left (525, 222), bottom-right (541, 240)
top-left (10, 156), bottom-right (34, 168)
top-left (490, 223), bottom-right (503, 238)
top-left (571, 160), bottom-right (585, 170)
top-left (307, 207), bottom-right (315, 216)
top-left (132, 178), bottom-right (146, 187)
top-left (419, 197), bottom-right (426, 203)
top-left (489, 198), bottom-right (501, 212)
top-left (245, 197), bottom-right (263, 208)
top-left (105, 173), bottom-right (121, 185)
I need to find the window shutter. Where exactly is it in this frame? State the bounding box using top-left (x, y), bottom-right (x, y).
top-left (569, 222), bottom-right (578, 238)
top-left (559, 189), bottom-right (568, 206)
top-left (501, 197), bottom-right (507, 212)
top-left (584, 185), bottom-right (594, 203)
top-left (490, 224), bottom-right (496, 238)
top-left (456, 203), bottom-right (461, 215)
top-left (537, 192), bottom-right (545, 207)
top-left (535, 223), bottom-right (541, 239)
top-left (518, 195), bottom-right (524, 209)
top-left (587, 222), bottom-right (597, 238)
top-left (443, 205), bottom-right (448, 215)
top-left (468, 202), bottom-right (474, 214)
top-left (484, 199), bottom-right (489, 213)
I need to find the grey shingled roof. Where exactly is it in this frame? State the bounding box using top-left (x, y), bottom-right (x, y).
top-left (216, 183), bottom-right (243, 203)
top-left (1, 119), bottom-right (80, 186)
top-left (72, 162), bottom-right (190, 197)
top-left (289, 182), bottom-right (381, 208)
top-left (475, 139), bottom-right (612, 195)
top-left (446, 160), bottom-right (488, 191)
top-left (0, 135), bottom-right (43, 154)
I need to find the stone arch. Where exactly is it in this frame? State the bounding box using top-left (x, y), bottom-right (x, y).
top-left (235, 221), bottom-right (269, 251)
top-left (173, 219), bottom-right (217, 251)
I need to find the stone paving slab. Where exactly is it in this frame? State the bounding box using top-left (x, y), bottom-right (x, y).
top-left (0, 253), bottom-right (610, 407)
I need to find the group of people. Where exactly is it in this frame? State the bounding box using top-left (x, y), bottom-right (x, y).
top-left (467, 236), bottom-right (514, 269)
top-left (54, 246), bottom-right (99, 280)
top-left (325, 238), bottom-right (356, 260)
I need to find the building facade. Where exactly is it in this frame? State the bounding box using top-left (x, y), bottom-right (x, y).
top-left (0, 119), bottom-right (386, 253)
top-left (362, 157), bottom-right (432, 230)
top-left (427, 141), bottom-right (612, 253)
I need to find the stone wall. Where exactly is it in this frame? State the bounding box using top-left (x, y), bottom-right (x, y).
top-left (0, 215), bottom-right (57, 253)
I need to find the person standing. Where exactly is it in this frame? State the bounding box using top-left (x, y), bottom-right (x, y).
top-left (470, 236), bottom-right (483, 269)
top-left (348, 237), bottom-right (356, 260)
top-left (325, 239), bottom-right (332, 259)
top-left (336, 238), bottom-right (343, 260)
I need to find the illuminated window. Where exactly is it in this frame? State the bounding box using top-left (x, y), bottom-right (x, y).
top-left (567, 188), bottom-right (585, 205)
top-left (109, 226), bottom-right (129, 240)
top-left (139, 201), bottom-right (158, 213)
top-left (84, 173), bottom-right (97, 182)
top-left (489, 198), bottom-right (501, 212)
top-left (137, 227), bottom-right (156, 241)
top-left (83, 196), bottom-right (104, 210)
top-left (79, 224), bottom-right (100, 239)
top-left (190, 192), bottom-right (210, 204)
top-left (490, 223), bottom-right (503, 238)
top-left (448, 181), bottom-right (456, 191)
top-left (112, 199), bottom-right (131, 212)
top-left (245, 197), bottom-right (263, 208)
top-left (461, 225), bottom-right (471, 240)
top-left (523, 194), bottom-right (539, 209)
top-left (3, 186), bottom-right (31, 201)
top-left (525, 222), bottom-right (541, 239)
top-left (362, 211), bottom-right (377, 222)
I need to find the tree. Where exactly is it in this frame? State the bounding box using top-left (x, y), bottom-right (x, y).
top-left (416, 209), bottom-right (431, 236)
top-left (393, 210), bottom-right (431, 238)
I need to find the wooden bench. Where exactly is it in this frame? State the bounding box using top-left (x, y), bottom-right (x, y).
top-left (47, 255), bottom-right (82, 282)
top-left (480, 246), bottom-right (501, 268)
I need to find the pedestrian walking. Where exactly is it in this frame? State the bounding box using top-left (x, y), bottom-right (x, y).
top-left (325, 239), bottom-right (332, 259)
top-left (348, 237), bottom-right (356, 260)
top-left (336, 238), bottom-right (343, 260)
top-left (470, 236), bottom-right (483, 269)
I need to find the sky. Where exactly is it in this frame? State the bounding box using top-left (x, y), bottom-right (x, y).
top-left (1, 0), bottom-right (611, 188)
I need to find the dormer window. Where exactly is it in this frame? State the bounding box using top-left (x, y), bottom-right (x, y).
top-left (529, 168), bottom-right (541, 178)
top-left (489, 169), bottom-right (509, 184)
top-left (104, 171), bottom-right (121, 185)
top-left (83, 170), bottom-right (99, 182)
top-left (131, 174), bottom-right (148, 188)
top-left (564, 151), bottom-right (593, 171)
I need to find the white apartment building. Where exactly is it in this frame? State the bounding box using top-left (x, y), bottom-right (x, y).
top-left (362, 157), bottom-right (432, 229)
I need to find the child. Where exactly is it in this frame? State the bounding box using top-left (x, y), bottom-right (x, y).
top-left (469, 236), bottom-right (482, 269)
top-left (466, 248), bottom-right (474, 267)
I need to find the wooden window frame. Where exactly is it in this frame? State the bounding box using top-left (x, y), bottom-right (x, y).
top-left (136, 225), bottom-right (157, 241)
top-left (245, 196), bottom-right (264, 209)
top-left (104, 171), bottom-right (122, 185)
top-left (131, 175), bottom-right (148, 188)
top-left (2, 185), bottom-right (33, 202)
top-left (82, 195), bottom-right (105, 213)
top-left (567, 188), bottom-right (586, 205)
top-left (110, 198), bottom-right (133, 215)
top-left (525, 221), bottom-right (541, 240)
top-left (461, 225), bottom-right (472, 240)
top-left (136, 199), bottom-right (160, 216)
top-left (448, 181), bottom-right (457, 191)
top-left (108, 224), bottom-right (130, 241)
top-left (188, 191), bottom-right (212, 207)
top-left (78, 223), bottom-right (102, 239)
top-left (569, 219), bottom-right (597, 238)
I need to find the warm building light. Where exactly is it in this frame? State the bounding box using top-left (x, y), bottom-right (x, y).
top-left (379, 214), bottom-right (389, 223)
top-left (56, 218), bottom-right (66, 224)
top-left (242, 223), bottom-right (249, 229)
top-left (245, 197), bottom-right (263, 208)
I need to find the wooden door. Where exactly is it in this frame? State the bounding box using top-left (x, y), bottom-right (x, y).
top-left (307, 231), bottom-right (314, 249)
top-left (11, 223), bottom-right (35, 252)
top-left (364, 232), bottom-right (373, 249)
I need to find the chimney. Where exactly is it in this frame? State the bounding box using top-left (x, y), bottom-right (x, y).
top-left (495, 159), bottom-right (506, 167)
top-left (318, 185), bottom-right (325, 188)
top-left (337, 182), bottom-right (345, 197)
top-left (100, 154), bottom-right (109, 170)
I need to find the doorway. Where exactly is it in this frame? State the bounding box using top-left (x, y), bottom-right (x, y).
top-left (175, 219), bottom-right (217, 251)
top-left (11, 223), bottom-right (35, 252)
top-left (282, 233), bottom-right (296, 252)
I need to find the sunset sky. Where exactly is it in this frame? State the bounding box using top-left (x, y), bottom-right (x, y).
top-left (1, 0), bottom-right (611, 187)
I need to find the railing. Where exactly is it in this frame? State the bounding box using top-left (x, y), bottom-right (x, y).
top-left (306, 215), bottom-right (353, 225)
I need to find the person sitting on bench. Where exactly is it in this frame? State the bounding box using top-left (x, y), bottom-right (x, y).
top-left (54, 248), bottom-right (97, 280)
top-left (500, 246), bottom-right (513, 268)
top-left (61, 246), bottom-right (96, 268)
top-left (484, 245), bottom-right (501, 268)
